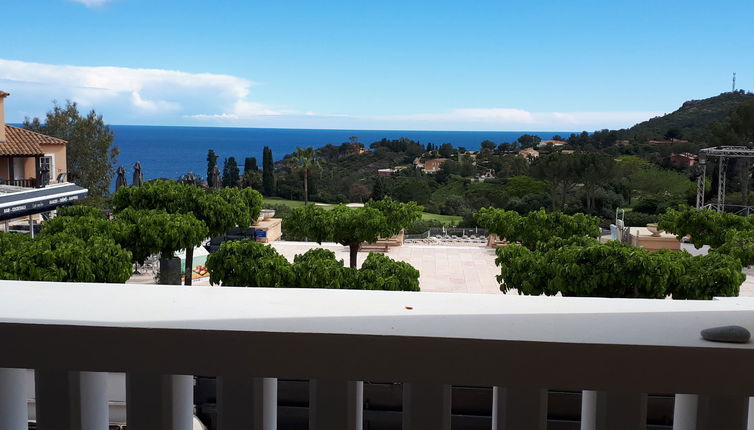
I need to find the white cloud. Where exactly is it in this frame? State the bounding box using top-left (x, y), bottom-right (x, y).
top-left (0, 58), bottom-right (279, 121)
top-left (69, 0), bottom-right (113, 7)
top-left (0, 58), bottom-right (661, 130)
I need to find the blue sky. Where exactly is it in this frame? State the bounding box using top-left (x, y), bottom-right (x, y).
top-left (1, 0), bottom-right (752, 131)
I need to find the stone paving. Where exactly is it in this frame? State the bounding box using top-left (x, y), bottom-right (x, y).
top-left (271, 241), bottom-right (503, 294)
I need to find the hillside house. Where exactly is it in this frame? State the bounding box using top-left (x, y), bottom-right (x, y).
top-left (0, 92), bottom-right (68, 187)
top-left (518, 148), bottom-right (540, 159)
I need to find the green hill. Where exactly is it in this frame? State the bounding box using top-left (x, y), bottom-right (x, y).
top-left (621, 91), bottom-right (754, 142)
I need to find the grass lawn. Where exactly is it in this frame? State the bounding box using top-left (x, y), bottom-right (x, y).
top-left (263, 197), bottom-right (461, 224)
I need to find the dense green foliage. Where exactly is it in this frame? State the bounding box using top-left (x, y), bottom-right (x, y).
top-left (23, 101), bottom-right (118, 206)
top-left (112, 180), bottom-right (262, 235)
top-left (658, 207), bottom-right (753, 249)
top-left (222, 157), bottom-right (240, 188)
top-left (1, 212), bottom-right (133, 284)
top-left (262, 146), bottom-right (275, 196)
top-left (496, 239), bottom-right (743, 299)
top-left (621, 91), bottom-right (754, 142)
top-left (475, 208), bottom-right (600, 249)
top-left (207, 149), bottom-right (218, 187)
top-left (207, 240), bottom-right (420, 291)
top-left (284, 198), bottom-right (423, 267)
top-left (359, 252), bottom-right (420, 291)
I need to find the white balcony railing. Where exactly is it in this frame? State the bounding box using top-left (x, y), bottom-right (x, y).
top-left (1, 280), bottom-right (754, 430)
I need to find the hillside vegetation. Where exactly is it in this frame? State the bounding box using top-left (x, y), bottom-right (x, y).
top-left (621, 91), bottom-right (754, 142)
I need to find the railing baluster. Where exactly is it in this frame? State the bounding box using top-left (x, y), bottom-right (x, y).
top-left (492, 386), bottom-right (547, 430)
top-left (402, 382), bottom-right (451, 430)
top-left (581, 390), bottom-right (597, 430)
top-left (0, 368), bottom-right (28, 430)
top-left (217, 376), bottom-right (277, 430)
top-left (696, 394), bottom-right (748, 430)
top-left (309, 379), bottom-right (363, 430)
top-left (79, 371), bottom-right (109, 430)
top-left (673, 394), bottom-right (698, 430)
top-left (595, 391), bottom-right (647, 430)
top-left (126, 373), bottom-right (193, 430)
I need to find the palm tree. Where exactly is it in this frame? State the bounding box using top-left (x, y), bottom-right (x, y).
top-left (290, 146), bottom-right (319, 205)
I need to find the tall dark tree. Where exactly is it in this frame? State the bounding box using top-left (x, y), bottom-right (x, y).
top-left (262, 146), bottom-right (275, 196)
top-left (244, 157), bottom-right (259, 173)
top-left (222, 157), bottom-right (240, 188)
top-left (23, 101), bottom-right (118, 206)
top-left (371, 176), bottom-right (387, 200)
top-left (207, 150), bottom-right (218, 187)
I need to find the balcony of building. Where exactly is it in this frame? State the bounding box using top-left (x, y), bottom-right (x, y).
top-left (0, 280), bottom-right (753, 430)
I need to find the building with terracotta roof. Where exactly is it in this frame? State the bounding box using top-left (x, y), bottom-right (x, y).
top-left (668, 152), bottom-right (698, 168)
top-left (0, 92), bottom-right (68, 187)
top-left (421, 158), bottom-right (448, 173)
top-left (518, 148), bottom-right (540, 159)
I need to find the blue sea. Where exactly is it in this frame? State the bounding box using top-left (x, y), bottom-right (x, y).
top-left (112, 125), bottom-right (572, 183)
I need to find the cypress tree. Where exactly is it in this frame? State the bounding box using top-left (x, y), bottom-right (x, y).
top-left (222, 157), bottom-right (240, 188)
top-left (371, 176), bottom-right (387, 200)
top-left (262, 146), bottom-right (275, 196)
top-left (207, 150), bottom-right (218, 187)
top-left (244, 157), bottom-right (259, 173)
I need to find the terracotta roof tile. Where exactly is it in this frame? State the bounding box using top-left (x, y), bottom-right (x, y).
top-left (0, 125), bottom-right (67, 156)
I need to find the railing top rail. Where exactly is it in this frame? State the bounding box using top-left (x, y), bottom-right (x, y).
top-left (0, 281), bottom-right (752, 349)
top-left (1, 281), bottom-right (754, 394)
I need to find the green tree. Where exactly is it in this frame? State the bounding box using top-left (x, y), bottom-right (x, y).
top-left (207, 239), bottom-right (295, 287)
top-left (475, 207), bottom-right (600, 249)
top-left (495, 239), bottom-right (743, 299)
top-left (290, 146), bottom-right (320, 205)
top-left (23, 101), bottom-right (118, 205)
top-left (371, 176), bottom-right (387, 200)
top-left (480, 140), bottom-right (497, 152)
top-left (207, 149), bottom-right (218, 187)
top-left (531, 153), bottom-right (580, 211)
top-left (284, 198), bottom-right (422, 268)
top-left (113, 180), bottom-right (262, 284)
top-left (262, 146), bottom-right (275, 196)
top-left (222, 157), bottom-right (240, 188)
top-left (244, 157), bottom-right (259, 172)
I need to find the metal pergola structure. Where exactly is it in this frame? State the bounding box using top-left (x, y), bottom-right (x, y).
top-left (695, 146), bottom-right (754, 215)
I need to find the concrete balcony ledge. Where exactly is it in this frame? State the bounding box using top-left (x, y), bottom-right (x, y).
top-left (1, 280), bottom-right (754, 429)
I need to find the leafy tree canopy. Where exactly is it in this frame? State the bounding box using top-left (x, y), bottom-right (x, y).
top-left (23, 101), bottom-right (118, 205)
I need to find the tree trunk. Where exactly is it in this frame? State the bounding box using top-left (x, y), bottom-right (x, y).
top-left (304, 168), bottom-right (309, 205)
top-left (184, 246), bottom-right (194, 286)
top-left (349, 243), bottom-right (359, 269)
top-left (561, 182), bottom-right (568, 211)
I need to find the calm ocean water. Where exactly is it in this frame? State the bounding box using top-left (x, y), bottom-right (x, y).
top-left (112, 125), bottom-right (571, 184)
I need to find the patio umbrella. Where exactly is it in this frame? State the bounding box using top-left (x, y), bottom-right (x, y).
top-left (115, 166), bottom-right (127, 189)
top-left (132, 162), bottom-right (143, 187)
top-left (209, 166), bottom-right (221, 189)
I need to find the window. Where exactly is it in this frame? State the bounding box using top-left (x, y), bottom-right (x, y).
top-left (40, 156), bottom-right (52, 173)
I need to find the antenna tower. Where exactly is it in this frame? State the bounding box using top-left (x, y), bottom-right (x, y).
top-left (733, 73), bottom-right (737, 92)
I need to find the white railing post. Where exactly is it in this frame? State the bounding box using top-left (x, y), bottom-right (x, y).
top-left (492, 386), bottom-right (548, 430)
top-left (217, 376), bottom-right (277, 430)
top-left (126, 373), bottom-right (193, 430)
top-left (673, 394), bottom-right (698, 430)
top-left (595, 391), bottom-right (647, 430)
top-left (580, 390), bottom-right (597, 430)
top-left (402, 382), bottom-right (451, 430)
top-left (0, 368), bottom-right (28, 430)
top-left (309, 379), bottom-right (363, 430)
top-left (79, 371), bottom-right (109, 430)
